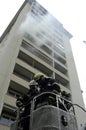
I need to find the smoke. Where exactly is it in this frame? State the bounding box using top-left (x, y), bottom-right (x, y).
top-left (20, 2), bottom-right (60, 42)
top-left (19, 10), bottom-right (52, 46)
top-left (18, 0), bottom-right (64, 61)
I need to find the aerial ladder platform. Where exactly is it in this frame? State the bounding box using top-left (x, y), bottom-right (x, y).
top-left (10, 91), bottom-right (78, 130)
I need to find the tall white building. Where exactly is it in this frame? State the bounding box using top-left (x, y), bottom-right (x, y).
top-left (0, 0), bottom-right (86, 130)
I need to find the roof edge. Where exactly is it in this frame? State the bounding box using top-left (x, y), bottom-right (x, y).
top-left (63, 28), bottom-right (73, 39)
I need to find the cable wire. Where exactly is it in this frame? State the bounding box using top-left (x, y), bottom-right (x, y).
top-left (73, 104), bottom-right (86, 112)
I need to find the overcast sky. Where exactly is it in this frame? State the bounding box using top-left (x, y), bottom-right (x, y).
top-left (0, 0), bottom-right (86, 107)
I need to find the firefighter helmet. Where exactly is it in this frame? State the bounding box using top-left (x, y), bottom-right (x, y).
top-left (33, 73), bottom-right (45, 81)
top-left (29, 80), bottom-right (37, 86)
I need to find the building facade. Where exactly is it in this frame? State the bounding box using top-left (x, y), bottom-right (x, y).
top-left (0, 0), bottom-right (86, 130)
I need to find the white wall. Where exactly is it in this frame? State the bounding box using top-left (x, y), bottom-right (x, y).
top-left (0, 3), bottom-right (30, 114)
top-left (63, 34), bottom-right (86, 130)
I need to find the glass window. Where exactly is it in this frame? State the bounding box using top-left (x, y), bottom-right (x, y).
top-left (22, 41), bottom-right (53, 66)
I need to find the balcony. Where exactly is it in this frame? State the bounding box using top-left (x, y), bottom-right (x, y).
top-left (18, 47), bottom-right (69, 85)
top-left (22, 38), bottom-right (66, 65)
top-left (4, 94), bottom-right (16, 108)
top-left (10, 74), bottom-right (29, 94)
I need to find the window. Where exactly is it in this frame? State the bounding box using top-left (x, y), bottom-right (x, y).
top-left (0, 107), bottom-right (16, 126)
top-left (21, 41), bottom-right (53, 66)
top-left (41, 45), bottom-right (52, 55)
top-left (7, 88), bottom-right (22, 98)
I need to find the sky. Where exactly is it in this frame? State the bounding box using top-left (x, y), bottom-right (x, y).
top-left (0, 0), bottom-right (86, 107)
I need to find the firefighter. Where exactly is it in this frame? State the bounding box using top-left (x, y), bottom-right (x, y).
top-left (16, 80), bottom-right (39, 108)
top-left (33, 73), bottom-right (61, 108)
top-left (29, 79), bottom-right (40, 96)
top-left (16, 80), bottom-right (39, 130)
top-left (20, 102), bottom-right (31, 130)
top-left (61, 91), bottom-right (71, 101)
top-left (33, 73), bottom-right (61, 94)
top-left (60, 91), bottom-right (72, 111)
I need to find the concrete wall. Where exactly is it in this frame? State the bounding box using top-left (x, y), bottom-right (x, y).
top-left (0, 3), bottom-right (30, 114)
top-left (0, 124), bottom-right (10, 130)
top-left (63, 34), bottom-right (86, 130)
